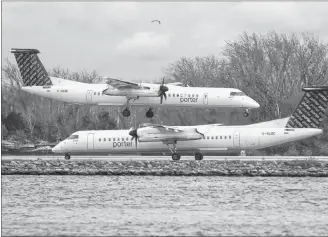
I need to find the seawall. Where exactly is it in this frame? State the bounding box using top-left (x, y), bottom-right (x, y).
top-left (2, 159), bottom-right (328, 176)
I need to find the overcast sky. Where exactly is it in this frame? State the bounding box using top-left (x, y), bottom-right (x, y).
top-left (2, 2), bottom-right (328, 82)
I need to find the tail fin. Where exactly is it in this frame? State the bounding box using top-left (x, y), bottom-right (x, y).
top-left (11, 48), bottom-right (52, 86)
top-left (285, 86), bottom-right (328, 128)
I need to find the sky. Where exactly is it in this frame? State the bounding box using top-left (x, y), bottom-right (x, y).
top-left (2, 2), bottom-right (328, 82)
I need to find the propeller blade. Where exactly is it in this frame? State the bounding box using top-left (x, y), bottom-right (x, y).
top-left (163, 93), bottom-right (167, 100)
top-left (160, 95), bottom-right (163, 104)
top-left (135, 138), bottom-right (138, 150)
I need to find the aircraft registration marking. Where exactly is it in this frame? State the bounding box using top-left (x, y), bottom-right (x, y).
top-left (262, 132), bottom-right (276, 136)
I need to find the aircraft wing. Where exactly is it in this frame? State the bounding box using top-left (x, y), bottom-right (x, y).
top-left (102, 77), bottom-right (142, 89)
top-left (139, 123), bottom-right (183, 132)
top-left (167, 82), bottom-right (184, 87)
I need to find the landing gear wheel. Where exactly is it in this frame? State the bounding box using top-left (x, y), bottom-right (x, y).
top-left (172, 153), bottom-right (181, 161)
top-left (194, 152), bottom-right (203, 160)
top-left (146, 108), bottom-right (154, 118)
top-left (64, 153), bottom-right (71, 160)
top-left (243, 108), bottom-right (250, 117)
top-left (122, 108), bottom-right (131, 117)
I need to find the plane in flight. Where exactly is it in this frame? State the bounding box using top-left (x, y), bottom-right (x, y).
top-left (11, 48), bottom-right (259, 118)
top-left (52, 86), bottom-right (328, 160)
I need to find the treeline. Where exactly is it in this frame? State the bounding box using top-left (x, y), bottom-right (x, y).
top-left (1, 31), bottom-right (328, 155)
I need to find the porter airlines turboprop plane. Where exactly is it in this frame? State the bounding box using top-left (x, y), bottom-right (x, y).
top-left (52, 86), bottom-right (328, 160)
top-left (11, 48), bottom-right (259, 118)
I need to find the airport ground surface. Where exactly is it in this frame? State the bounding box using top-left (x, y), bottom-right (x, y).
top-left (2, 155), bottom-right (328, 177)
top-left (2, 155), bottom-right (328, 161)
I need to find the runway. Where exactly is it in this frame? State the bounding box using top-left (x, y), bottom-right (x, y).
top-left (2, 155), bottom-right (328, 161)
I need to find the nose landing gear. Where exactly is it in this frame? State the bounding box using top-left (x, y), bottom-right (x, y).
top-left (64, 153), bottom-right (71, 160)
top-left (243, 109), bottom-right (250, 117)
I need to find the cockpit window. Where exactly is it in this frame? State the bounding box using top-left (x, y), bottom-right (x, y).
top-left (230, 92), bottom-right (245, 96)
top-left (68, 135), bottom-right (79, 140)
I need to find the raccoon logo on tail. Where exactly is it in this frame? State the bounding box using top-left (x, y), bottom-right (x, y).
top-left (286, 86), bottom-right (328, 129)
top-left (11, 48), bottom-right (52, 87)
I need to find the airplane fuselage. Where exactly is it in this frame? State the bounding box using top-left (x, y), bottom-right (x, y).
top-left (21, 77), bottom-right (259, 109)
top-left (52, 124), bottom-right (322, 155)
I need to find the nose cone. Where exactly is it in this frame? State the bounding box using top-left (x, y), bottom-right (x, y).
top-left (52, 142), bottom-right (62, 153)
top-left (246, 97), bottom-right (260, 109)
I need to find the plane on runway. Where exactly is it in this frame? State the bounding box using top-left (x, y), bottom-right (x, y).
top-left (11, 48), bottom-right (259, 118)
top-left (52, 86), bottom-right (328, 160)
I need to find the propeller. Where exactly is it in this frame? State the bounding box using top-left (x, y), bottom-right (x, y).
top-left (129, 128), bottom-right (138, 150)
top-left (159, 77), bottom-right (169, 104)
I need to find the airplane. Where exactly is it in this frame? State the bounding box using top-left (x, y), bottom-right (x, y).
top-left (10, 48), bottom-right (260, 118)
top-left (52, 86), bottom-right (328, 160)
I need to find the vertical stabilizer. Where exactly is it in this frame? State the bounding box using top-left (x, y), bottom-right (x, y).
top-left (10, 48), bottom-right (52, 86)
top-left (285, 86), bottom-right (328, 128)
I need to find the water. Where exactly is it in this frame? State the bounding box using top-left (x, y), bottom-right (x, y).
top-left (2, 176), bottom-right (328, 236)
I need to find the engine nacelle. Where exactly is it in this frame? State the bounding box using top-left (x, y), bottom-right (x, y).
top-left (137, 127), bottom-right (203, 142)
top-left (102, 87), bottom-right (160, 97)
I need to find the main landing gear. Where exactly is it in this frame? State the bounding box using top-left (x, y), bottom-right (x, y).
top-left (123, 107), bottom-right (155, 118)
top-left (122, 97), bottom-right (139, 117)
top-left (243, 109), bottom-right (250, 117)
top-left (194, 152), bottom-right (204, 160)
top-left (166, 142), bottom-right (181, 160)
top-left (64, 153), bottom-right (71, 160)
top-left (146, 107), bottom-right (154, 118)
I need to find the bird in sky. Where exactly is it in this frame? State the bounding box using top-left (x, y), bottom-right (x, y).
top-left (151, 20), bottom-right (161, 24)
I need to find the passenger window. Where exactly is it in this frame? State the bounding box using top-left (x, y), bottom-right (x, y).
top-left (173, 94), bottom-right (175, 97)
top-left (192, 94), bottom-right (194, 97)
top-left (229, 136), bottom-right (231, 139)
top-left (216, 136), bottom-right (218, 139)
top-left (117, 138), bottom-right (120, 141)
top-left (109, 138), bottom-right (111, 141)
top-left (220, 136), bottom-right (222, 139)
top-left (104, 138), bottom-right (106, 141)
top-left (225, 136), bottom-right (227, 139)
top-left (211, 136), bottom-right (214, 139)
top-left (98, 92), bottom-right (100, 96)
top-left (168, 94), bottom-right (171, 97)
top-left (188, 94), bottom-right (190, 97)
top-left (113, 138), bottom-right (115, 141)
top-left (94, 92), bottom-right (96, 95)
top-left (207, 136), bottom-right (209, 139)
top-left (99, 138), bottom-right (101, 142)
top-left (196, 94), bottom-right (198, 97)
top-left (177, 94), bottom-right (179, 97)
top-left (122, 138), bottom-right (124, 141)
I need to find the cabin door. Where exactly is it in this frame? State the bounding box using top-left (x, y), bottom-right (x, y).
top-left (86, 90), bottom-right (93, 103)
top-left (87, 133), bottom-right (94, 150)
top-left (203, 93), bottom-right (208, 105)
top-left (233, 132), bottom-right (240, 147)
